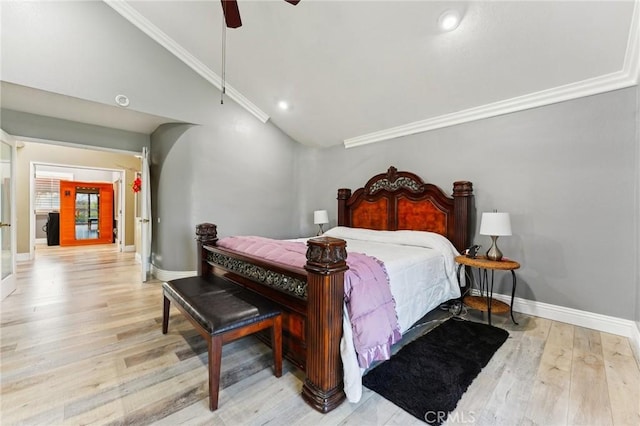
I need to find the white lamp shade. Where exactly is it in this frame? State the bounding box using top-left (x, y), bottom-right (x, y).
top-left (314, 210), bottom-right (329, 225)
top-left (479, 212), bottom-right (512, 236)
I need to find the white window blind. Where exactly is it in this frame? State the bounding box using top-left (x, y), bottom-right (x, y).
top-left (34, 172), bottom-right (73, 212)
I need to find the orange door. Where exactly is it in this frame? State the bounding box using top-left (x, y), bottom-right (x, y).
top-left (59, 180), bottom-right (113, 246)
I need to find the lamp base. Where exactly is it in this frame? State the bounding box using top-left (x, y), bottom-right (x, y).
top-left (316, 224), bottom-right (325, 237)
top-left (486, 235), bottom-right (503, 261)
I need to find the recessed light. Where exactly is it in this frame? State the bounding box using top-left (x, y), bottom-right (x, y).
top-left (438, 10), bottom-right (461, 32)
top-left (277, 100), bottom-right (289, 110)
top-left (115, 94), bottom-right (130, 107)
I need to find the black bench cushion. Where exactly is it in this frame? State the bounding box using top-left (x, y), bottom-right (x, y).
top-left (166, 275), bottom-right (242, 297)
top-left (163, 275), bottom-right (280, 335)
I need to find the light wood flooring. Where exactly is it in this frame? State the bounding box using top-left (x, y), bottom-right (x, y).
top-left (1, 245), bottom-right (639, 425)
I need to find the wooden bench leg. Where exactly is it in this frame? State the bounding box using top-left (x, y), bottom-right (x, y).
top-left (162, 296), bottom-right (170, 334)
top-left (272, 315), bottom-right (283, 378)
top-left (207, 335), bottom-right (223, 411)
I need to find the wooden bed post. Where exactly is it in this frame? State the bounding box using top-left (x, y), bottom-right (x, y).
top-left (337, 188), bottom-right (351, 227)
top-left (195, 223), bottom-right (218, 276)
top-left (452, 181), bottom-right (474, 252)
top-left (302, 237), bottom-right (348, 413)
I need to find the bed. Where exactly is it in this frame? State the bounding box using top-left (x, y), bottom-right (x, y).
top-left (194, 166), bottom-right (474, 413)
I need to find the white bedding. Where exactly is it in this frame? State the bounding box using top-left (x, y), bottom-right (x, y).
top-left (321, 227), bottom-right (461, 403)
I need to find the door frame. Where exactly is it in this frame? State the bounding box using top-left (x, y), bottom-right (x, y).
top-left (139, 147), bottom-right (150, 282)
top-left (29, 161), bottom-right (126, 258)
top-left (0, 129), bottom-right (17, 300)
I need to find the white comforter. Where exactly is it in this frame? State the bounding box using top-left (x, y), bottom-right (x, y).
top-left (321, 227), bottom-right (461, 403)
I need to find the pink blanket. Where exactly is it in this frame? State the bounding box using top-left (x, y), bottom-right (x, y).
top-left (217, 236), bottom-right (401, 368)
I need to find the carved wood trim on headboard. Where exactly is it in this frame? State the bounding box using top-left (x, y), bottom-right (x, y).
top-left (337, 166), bottom-right (474, 251)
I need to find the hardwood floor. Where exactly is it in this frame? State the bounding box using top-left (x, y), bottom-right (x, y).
top-left (2, 245), bottom-right (638, 425)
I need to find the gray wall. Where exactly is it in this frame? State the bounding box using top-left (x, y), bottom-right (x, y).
top-left (1, 1), bottom-right (206, 125)
top-left (1, 0), bottom-right (301, 273)
top-left (150, 117), bottom-right (300, 272)
top-left (297, 87), bottom-right (638, 321)
top-left (0, 109), bottom-right (149, 153)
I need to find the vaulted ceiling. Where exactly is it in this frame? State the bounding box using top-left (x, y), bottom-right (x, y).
top-left (2, 1), bottom-right (638, 148)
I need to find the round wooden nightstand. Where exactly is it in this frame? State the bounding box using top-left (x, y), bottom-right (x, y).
top-left (455, 255), bottom-right (520, 325)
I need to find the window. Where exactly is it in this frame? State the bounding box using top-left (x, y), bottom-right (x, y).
top-left (34, 172), bottom-right (73, 212)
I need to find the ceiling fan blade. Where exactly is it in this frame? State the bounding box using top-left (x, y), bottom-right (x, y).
top-left (221, 0), bottom-right (242, 28)
top-left (284, 0), bottom-right (301, 5)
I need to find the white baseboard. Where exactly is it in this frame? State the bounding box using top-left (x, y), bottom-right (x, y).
top-left (469, 290), bottom-right (640, 365)
top-left (16, 253), bottom-right (31, 262)
top-left (630, 322), bottom-right (640, 367)
top-left (470, 289), bottom-right (639, 339)
top-left (123, 245), bottom-right (136, 253)
top-left (150, 265), bottom-right (197, 282)
top-left (35, 238), bottom-right (47, 244)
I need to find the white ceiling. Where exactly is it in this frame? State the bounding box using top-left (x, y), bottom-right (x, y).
top-left (2, 1), bottom-right (638, 148)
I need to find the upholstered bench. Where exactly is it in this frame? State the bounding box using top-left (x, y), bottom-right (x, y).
top-left (162, 275), bottom-right (282, 411)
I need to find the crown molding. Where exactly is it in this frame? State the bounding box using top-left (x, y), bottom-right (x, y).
top-left (103, 0), bottom-right (269, 124)
top-left (344, 0), bottom-right (640, 149)
top-left (624, 0), bottom-right (640, 83)
top-left (103, 0), bottom-right (638, 147)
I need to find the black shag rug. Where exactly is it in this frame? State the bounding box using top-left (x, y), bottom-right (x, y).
top-left (362, 318), bottom-right (509, 425)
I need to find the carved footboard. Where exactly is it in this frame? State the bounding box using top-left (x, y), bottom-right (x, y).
top-left (195, 223), bottom-right (347, 413)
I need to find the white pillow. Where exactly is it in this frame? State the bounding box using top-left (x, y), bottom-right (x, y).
top-left (324, 226), bottom-right (458, 253)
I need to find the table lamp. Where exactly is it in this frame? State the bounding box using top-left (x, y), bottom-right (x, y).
top-left (479, 212), bottom-right (511, 261)
top-left (314, 210), bottom-right (329, 236)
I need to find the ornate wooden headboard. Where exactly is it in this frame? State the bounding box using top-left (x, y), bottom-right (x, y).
top-left (337, 166), bottom-right (474, 252)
